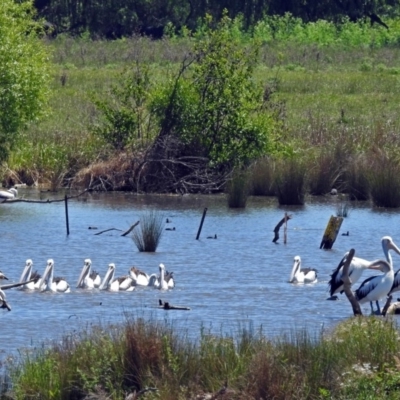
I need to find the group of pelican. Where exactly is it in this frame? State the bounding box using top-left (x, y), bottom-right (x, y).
top-left (14, 258), bottom-right (175, 294)
top-left (290, 236), bottom-right (400, 315)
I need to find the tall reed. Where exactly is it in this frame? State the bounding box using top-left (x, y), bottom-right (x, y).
top-left (131, 210), bottom-right (164, 251)
top-left (226, 169), bottom-right (250, 208)
top-left (249, 157), bottom-right (275, 196)
top-left (367, 149), bottom-right (400, 208)
top-left (274, 157), bottom-right (307, 205)
top-left (344, 154), bottom-right (370, 201)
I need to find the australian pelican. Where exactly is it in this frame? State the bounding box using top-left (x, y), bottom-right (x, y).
top-left (39, 259), bottom-right (70, 293)
top-left (328, 236), bottom-right (400, 299)
top-left (18, 259), bottom-right (41, 290)
top-left (99, 263), bottom-right (135, 292)
top-left (129, 266), bottom-right (158, 286)
top-left (289, 256), bottom-right (318, 284)
top-left (150, 263), bottom-right (175, 290)
top-left (0, 271), bottom-right (8, 281)
top-left (0, 290), bottom-right (11, 311)
top-left (76, 259), bottom-right (101, 289)
top-left (0, 188), bottom-right (17, 199)
top-left (355, 258), bottom-right (394, 314)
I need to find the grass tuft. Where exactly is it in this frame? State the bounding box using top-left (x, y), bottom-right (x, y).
top-left (131, 210), bottom-right (164, 252)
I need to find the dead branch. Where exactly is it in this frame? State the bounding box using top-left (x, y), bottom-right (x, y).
top-left (341, 248), bottom-right (362, 316)
top-left (121, 221), bottom-right (139, 237)
top-left (94, 228), bottom-right (123, 236)
top-left (273, 214), bottom-right (292, 243)
top-left (1, 189), bottom-right (89, 204)
top-left (382, 295), bottom-right (393, 316)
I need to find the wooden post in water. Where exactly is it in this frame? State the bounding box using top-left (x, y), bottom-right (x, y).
top-left (283, 212), bottom-right (288, 244)
top-left (196, 207), bottom-right (208, 240)
top-left (341, 248), bottom-right (362, 316)
top-left (64, 195), bottom-right (70, 235)
top-left (320, 215), bottom-right (343, 249)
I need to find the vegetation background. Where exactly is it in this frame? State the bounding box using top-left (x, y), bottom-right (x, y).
top-left (3, 0), bottom-right (400, 206)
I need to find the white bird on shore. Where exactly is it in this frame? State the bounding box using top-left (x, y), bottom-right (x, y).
top-left (76, 259), bottom-right (101, 289)
top-left (39, 259), bottom-right (70, 293)
top-left (0, 188), bottom-right (17, 199)
top-left (289, 256), bottom-right (317, 284)
top-left (355, 258), bottom-right (394, 315)
top-left (328, 236), bottom-right (400, 300)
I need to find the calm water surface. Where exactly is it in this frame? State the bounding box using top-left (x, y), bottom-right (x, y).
top-left (1, 188), bottom-right (400, 361)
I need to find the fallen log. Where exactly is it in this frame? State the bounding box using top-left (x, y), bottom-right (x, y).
top-left (158, 299), bottom-right (191, 310)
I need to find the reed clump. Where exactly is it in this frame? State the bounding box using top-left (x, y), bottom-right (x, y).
top-left (368, 149), bottom-right (400, 208)
top-left (274, 157), bottom-right (307, 205)
top-left (131, 211), bottom-right (164, 252)
top-left (4, 316), bottom-right (400, 400)
top-left (226, 169), bottom-right (250, 208)
top-left (249, 157), bottom-right (275, 196)
top-left (343, 154), bottom-right (370, 201)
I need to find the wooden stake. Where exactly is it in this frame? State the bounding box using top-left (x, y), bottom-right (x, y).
top-left (64, 195), bottom-right (70, 235)
top-left (196, 207), bottom-right (208, 240)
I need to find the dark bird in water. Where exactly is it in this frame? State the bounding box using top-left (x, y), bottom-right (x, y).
top-left (342, 231), bottom-right (349, 236)
top-left (166, 218), bottom-right (172, 223)
top-left (166, 227), bottom-right (175, 231)
top-left (207, 234), bottom-right (217, 239)
top-left (368, 13), bottom-right (389, 29)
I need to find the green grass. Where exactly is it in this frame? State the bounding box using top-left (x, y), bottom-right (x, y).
top-left (4, 316), bottom-right (400, 399)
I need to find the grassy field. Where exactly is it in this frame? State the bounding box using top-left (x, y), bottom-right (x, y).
top-left (5, 21), bottom-right (400, 203)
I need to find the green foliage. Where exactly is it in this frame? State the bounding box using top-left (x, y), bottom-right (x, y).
top-left (92, 62), bottom-right (155, 151)
top-left (0, 0), bottom-right (51, 164)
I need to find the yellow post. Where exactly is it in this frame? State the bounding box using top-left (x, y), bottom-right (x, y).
top-left (320, 215), bottom-right (343, 249)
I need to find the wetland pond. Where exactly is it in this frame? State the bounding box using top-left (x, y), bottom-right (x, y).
top-left (1, 188), bottom-right (399, 361)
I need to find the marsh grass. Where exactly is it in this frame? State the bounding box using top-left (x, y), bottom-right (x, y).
top-left (368, 149), bottom-right (400, 208)
top-left (226, 170), bottom-right (250, 208)
top-left (344, 154), bottom-right (370, 201)
top-left (274, 157), bottom-right (307, 205)
top-left (131, 210), bottom-right (164, 252)
top-left (249, 157), bottom-right (275, 196)
top-left (5, 316), bottom-right (400, 400)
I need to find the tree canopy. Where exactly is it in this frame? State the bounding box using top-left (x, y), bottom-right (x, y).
top-left (0, 0), bottom-right (51, 164)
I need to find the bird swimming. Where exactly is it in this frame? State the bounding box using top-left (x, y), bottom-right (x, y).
top-left (100, 263), bottom-right (134, 292)
top-left (0, 271), bottom-right (8, 280)
top-left (39, 259), bottom-right (70, 293)
top-left (327, 236), bottom-right (400, 300)
top-left (149, 263), bottom-right (175, 290)
top-left (18, 259), bottom-right (41, 290)
top-left (289, 256), bottom-right (318, 284)
top-left (76, 259), bottom-right (101, 289)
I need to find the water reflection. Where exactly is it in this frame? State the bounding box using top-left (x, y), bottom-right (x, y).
top-left (1, 188), bottom-right (399, 361)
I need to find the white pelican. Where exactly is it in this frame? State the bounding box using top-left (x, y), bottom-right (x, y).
top-left (150, 263), bottom-right (175, 290)
top-left (355, 258), bottom-right (394, 315)
top-left (328, 236), bottom-right (400, 299)
top-left (0, 271), bottom-right (8, 280)
top-left (39, 259), bottom-right (70, 293)
top-left (129, 266), bottom-right (157, 286)
top-left (0, 188), bottom-right (17, 199)
top-left (18, 259), bottom-right (41, 290)
top-left (289, 256), bottom-right (317, 284)
top-left (99, 263), bottom-right (134, 292)
top-left (0, 289), bottom-right (11, 311)
top-left (76, 259), bottom-right (101, 289)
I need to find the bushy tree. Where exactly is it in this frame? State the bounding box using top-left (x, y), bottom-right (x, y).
top-left (0, 0), bottom-right (51, 164)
